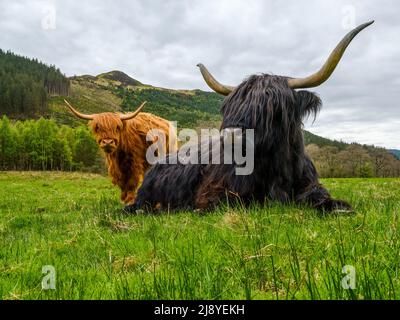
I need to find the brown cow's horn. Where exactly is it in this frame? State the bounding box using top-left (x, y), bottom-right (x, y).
top-left (287, 21), bottom-right (374, 89)
top-left (64, 99), bottom-right (94, 120)
top-left (119, 101), bottom-right (147, 121)
top-left (197, 64), bottom-right (236, 96)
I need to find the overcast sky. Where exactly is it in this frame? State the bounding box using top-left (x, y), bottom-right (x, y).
top-left (0, 0), bottom-right (399, 148)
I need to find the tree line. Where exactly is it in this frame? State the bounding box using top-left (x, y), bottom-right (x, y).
top-left (306, 144), bottom-right (400, 178)
top-left (1, 115), bottom-right (399, 178)
top-left (0, 116), bottom-right (103, 172)
top-left (0, 50), bottom-right (70, 118)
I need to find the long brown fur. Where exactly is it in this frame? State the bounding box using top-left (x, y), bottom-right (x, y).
top-left (89, 112), bottom-right (177, 204)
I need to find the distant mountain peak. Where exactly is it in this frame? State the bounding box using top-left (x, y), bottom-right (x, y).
top-left (97, 70), bottom-right (143, 87)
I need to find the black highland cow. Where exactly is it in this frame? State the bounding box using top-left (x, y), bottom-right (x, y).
top-left (127, 21), bottom-right (374, 213)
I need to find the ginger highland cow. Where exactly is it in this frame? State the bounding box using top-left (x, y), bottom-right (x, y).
top-left (65, 100), bottom-right (177, 204)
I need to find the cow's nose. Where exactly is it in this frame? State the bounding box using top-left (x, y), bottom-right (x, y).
top-left (102, 139), bottom-right (114, 145)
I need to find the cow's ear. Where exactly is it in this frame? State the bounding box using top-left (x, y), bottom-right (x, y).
top-left (296, 90), bottom-right (322, 119)
top-left (92, 123), bottom-right (100, 132)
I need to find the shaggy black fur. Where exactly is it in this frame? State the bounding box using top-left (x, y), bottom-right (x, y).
top-left (128, 74), bottom-right (352, 213)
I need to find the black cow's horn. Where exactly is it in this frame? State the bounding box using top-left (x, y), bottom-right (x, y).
top-left (197, 21), bottom-right (374, 95)
top-left (287, 21), bottom-right (374, 89)
top-left (196, 63), bottom-right (235, 96)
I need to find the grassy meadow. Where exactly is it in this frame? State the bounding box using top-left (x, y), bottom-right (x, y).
top-left (0, 171), bottom-right (399, 300)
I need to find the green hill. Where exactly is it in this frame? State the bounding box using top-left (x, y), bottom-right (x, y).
top-left (50, 71), bottom-right (224, 129)
top-left (0, 49), bottom-right (395, 153)
top-left (97, 70), bottom-right (144, 87)
top-left (303, 131), bottom-right (348, 150)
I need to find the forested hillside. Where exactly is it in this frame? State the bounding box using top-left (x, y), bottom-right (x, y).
top-left (65, 71), bottom-right (223, 129)
top-left (303, 131), bottom-right (348, 150)
top-left (0, 50), bottom-right (70, 118)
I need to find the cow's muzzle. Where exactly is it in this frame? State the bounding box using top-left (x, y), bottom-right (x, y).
top-left (100, 139), bottom-right (117, 153)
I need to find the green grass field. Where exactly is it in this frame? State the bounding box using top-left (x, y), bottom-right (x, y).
top-left (1, 172), bottom-right (399, 300)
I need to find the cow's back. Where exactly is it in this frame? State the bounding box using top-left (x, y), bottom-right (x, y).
top-left (124, 112), bottom-right (177, 158)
